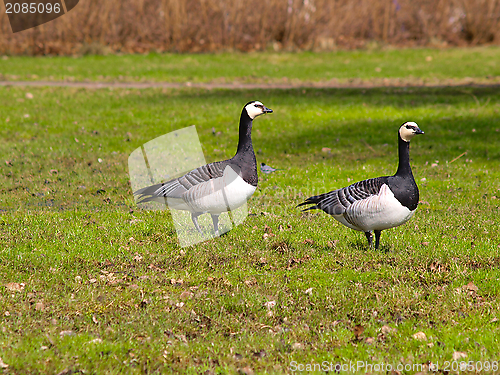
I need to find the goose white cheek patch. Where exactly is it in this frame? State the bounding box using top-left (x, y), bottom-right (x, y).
top-left (128, 125), bottom-right (249, 247)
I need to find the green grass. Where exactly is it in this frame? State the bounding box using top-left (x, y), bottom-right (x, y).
top-left (1, 85), bottom-right (500, 374)
top-left (1, 46), bottom-right (500, 84)
top-left (1, 53), bottom-right (500, 373)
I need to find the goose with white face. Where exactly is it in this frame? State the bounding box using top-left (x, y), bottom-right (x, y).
top-left (245, 101), bottom-right (273, 119)
top-left (299, 121), bottom-right (425, 249)
top-left (399, 121), bottom-right (424, 142)
top-left (134, 100), bottom-right (273, 240)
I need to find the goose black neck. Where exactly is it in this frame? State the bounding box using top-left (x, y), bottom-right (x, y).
top-left (236, 109), bottom-right (254, 155)
top-left (395, 134), bottom-right (413, 177)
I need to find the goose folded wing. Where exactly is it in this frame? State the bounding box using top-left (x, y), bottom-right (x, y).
top-left (299, 176), bottom-right (387, 215)
top-left (134, 160), bottom-right (228, 202)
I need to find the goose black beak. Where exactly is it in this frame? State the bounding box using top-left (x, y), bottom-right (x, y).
top-left (415, 128), bottom-right (424, 135)
top-left (263, 106), bottom-right (273, 114)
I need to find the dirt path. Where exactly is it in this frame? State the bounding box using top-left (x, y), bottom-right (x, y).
top-left (1, 79), bottom-right (500, 89)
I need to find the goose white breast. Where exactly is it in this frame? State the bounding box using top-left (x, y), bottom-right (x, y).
top-left (134, 100), bottom-right (272, 237)
top-left (298, 122), bottom-right (424, 249)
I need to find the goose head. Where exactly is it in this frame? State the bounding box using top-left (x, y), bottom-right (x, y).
top-left (399, 122), bottom-right (424, 142)
top-left (244, 101), bottom-right (273, 120)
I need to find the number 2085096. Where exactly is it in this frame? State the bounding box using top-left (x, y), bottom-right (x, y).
top-left (430, 361), bottom-right (498, 372)
top-left (5, 3), bottom-right (62, 14)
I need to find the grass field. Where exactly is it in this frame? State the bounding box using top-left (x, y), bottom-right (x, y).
top-left (1, 49), bottom-right (500, 374)
top-left (1, 47), bottom-right (500, 85)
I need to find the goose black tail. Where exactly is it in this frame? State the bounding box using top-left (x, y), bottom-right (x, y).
top-left (134, 183), bottom-right (165, 204)
top-left (296, 195), bottom-right (322, 211)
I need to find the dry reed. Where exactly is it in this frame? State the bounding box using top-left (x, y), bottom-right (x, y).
top-left (0, 0), bottom-right (499, 55)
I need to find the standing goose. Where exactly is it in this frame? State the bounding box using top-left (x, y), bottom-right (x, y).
top-left (297, 122), bottom-right (424, 249)
top-left (134, 101), bottom-right (273, 236)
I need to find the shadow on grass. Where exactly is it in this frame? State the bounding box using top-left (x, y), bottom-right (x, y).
top-left (124, 85), bottom-right (500, 162)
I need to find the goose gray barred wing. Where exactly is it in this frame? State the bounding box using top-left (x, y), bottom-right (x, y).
top-left (134, 160), bottom-right (229, 202)
top-left (298, 176), bottom-right (388, 215)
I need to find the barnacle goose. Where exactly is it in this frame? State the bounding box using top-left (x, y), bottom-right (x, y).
top-left (134, 101), bottom-right (272, 236)
top-left (298, 122), bottom-right (424, 249)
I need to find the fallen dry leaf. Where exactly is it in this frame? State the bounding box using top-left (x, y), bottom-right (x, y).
top-left (175, 334), bottom-right (188, 343)
top-left (452, 351), bottom-right (467, 360)
top-left (5, 282), bottom-right (24, 292)
top-left (304, 287), bottom-right (313, 295)
top-left (252, 349), bottom-right (266, 359)
top-left (381, 325), bottom-right (397, 335)
top-left (353, 324), bottom-right (365, 340)
top-left (244, 278), bottom-right (257, 287)
top-left (412, 331), bottom-right (427, 341)
top-left (287, 255), bottom-right (310, 270)
top-left (57, 368), bottom-right (77, 375)
top-left (272, 241), bottom-right (290, 254)
top-left (59, 330), bottom-right (74, 337)
top-left (35, 302), bottom-right (44, 311)
top-left (237, 367), bottom-right (254, 375)
top-left (180, 291), bottom-right (193, 300)
top-left (292, 342), bottom-right (304, 350)
top-left (0, 356), bottom-right (8, 369)
top-left (327, 240), bottom-right (339, 248)
top-left (466, 282), bottom-right (478, 292)
top-left (264, 301), bottom-right (276, 309)
top-left (365, 337), bottom-right (375, 345)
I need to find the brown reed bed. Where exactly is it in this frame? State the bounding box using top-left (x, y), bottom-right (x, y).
top-left (1, 0), bottom-right (500, 55)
